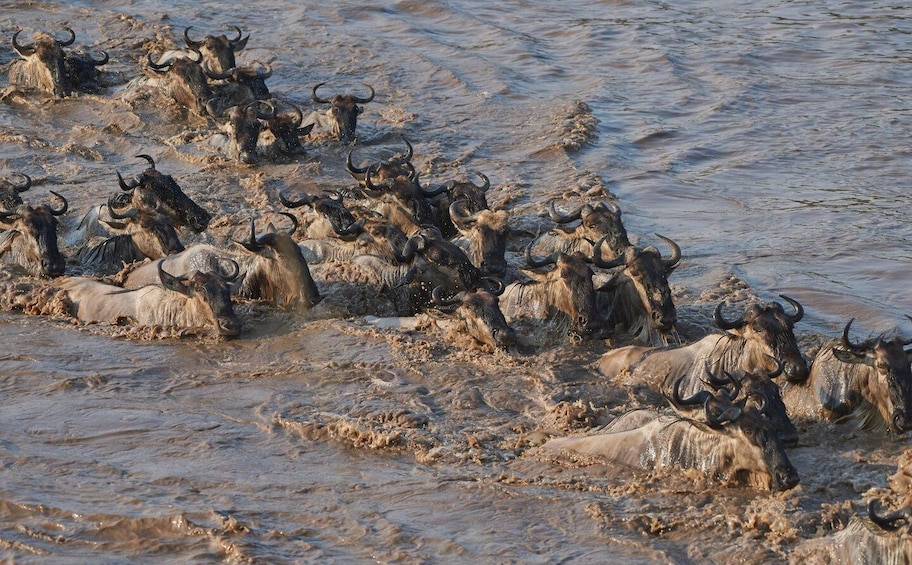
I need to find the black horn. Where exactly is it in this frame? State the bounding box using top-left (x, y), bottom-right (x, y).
top-left (183, 26), bottom-right (204, 48)
top-left (11, 30), bottom-right (36, 56)
top-left (8, 172), bottom-right (31, 193)
top-left (713, 302), bottom-right (745, 331)
top-left (779, 294), bottom-right (804, 323)
top-left (869, 500), bottom-right (912, 531)
top-left (351, 84), bottom-right (375, 104)
top-left (56, 27), bottom-right (76, 47)
top-left (47, 191), bottom-right (68, 216)
top-left (524, 241), bottom-right (560, 269)
top-left (311, 82), bottom-right (331, 104)
top-left (548, 201), bottom-right (583, 224)
top-left (656, 233), bottom-right (681, 269)
top-left (278, 190), bottom-right (314, 209)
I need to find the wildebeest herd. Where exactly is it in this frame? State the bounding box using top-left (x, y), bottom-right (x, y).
top-left (3, 24), bottom-right (911, 561)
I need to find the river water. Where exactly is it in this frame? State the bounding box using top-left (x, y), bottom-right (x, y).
top-left (1, 1), bottom-right (911, 563)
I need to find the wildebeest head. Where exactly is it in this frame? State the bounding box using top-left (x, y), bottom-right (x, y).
top-left (432, 285), bottom-right (518, 349)
top-left (450, 201), bottom-right (509, 278)
top-left (524, 245), bottom-right (602, 335)
top-left (311, 82), bottom-right (375, 142)
top-left (146, 50), bottom-right (212, 115)
top-left (831, 318), bottom-right (912, 433)
top-left (550, 200), bottom-right (631, 259)
top-left (0, 172), bottom-right (31, 211)
top-left (183, 25), bottom-right (249, 75)
top-left (363, 164), bottom-right (445, 228)
top-left (698, 360), bottom-right (799, 447)
top-left (103, 195), bottom-right (185, 259)
top-left (264, 101), bottom-right (314, 156)
top-left (157, 261), bottom-right (241, 337)
top-left (207, 99), bottom-right (275, 164)
top-left (11, 28), bottom-right (75, 98)
top-left (670, 374), bottom-right (800, 491)
top-left (346, 137), bottom-right (416, 185)
top-left (713, 295), bottom-right (809, 383)
top-left (0, 191), bottom-right (68, 277)
top-left (204, 61), bottom-right (272, 106)
top-left (594, 234), bottom-right (679, 338)
top-left (234, 215), bottom-right (321, 309)
top-left (116, 154), bottom-right (212, 233)
top-left (63, 48), bottom-right (109, 94)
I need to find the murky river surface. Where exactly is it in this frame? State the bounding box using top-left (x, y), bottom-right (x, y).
top-left (1, 1), bottom-right (911, 562)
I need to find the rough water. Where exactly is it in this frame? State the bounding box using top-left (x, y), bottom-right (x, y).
top-left (1, 1), bottom-right (912, 563)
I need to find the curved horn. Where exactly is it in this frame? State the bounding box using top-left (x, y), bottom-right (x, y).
top-left (449, 200), bottom-right (481, 229)
top-left (596, 200), bottom-right (621, 215)
top-left (183, 26), bottom-right (203, 48)
top-left (229, 26), bottom-right (247, 46)
top-left (394, 234), bottom-right (426, 263)
top-left (311, 82), bottom-right (331, 104)
top-left (90, 50), bottom-right (109, 66)
top-left (779, 294), bottom-right (804, 324)
top-left (671, 375), bottom-right (712, 407)
top-left (524, 241), bottom-right (559, 269)
top-left (187, 48), bottom-right (203, 64)
top-left (205, 97), bottom-right (226, 119)
top-left (11, 30), bottom-right (36, 57)
top-left (218, 258), bottom-right (241, 282)
top-left (157, 262), bottom-right (189, 294)
top-left (346, 148), bottom-right (369, 175)
top-left (0, 208), bottom-right (21, 223)
top-left (47, 191), bottom-right (68, 216)
top-left (146, 52), bottom-right (173, 71)
top-left (432, 285), bottom-right (462, 308)
top-left (655, 233), bottom-right (681, 269)
top-left (839, 318), bottom-right (866, 353)
top-left (473, 171), bottom-right (490, 192)
top-left (351, 84), bottom-right (375, 104)
top-left (763, 356), bottom-right (785, 380)
top-left (117, 171), bottom-right (139, 191)
top-left (203, 63), bottom-right (233, 81)
top-left (7, 172), bottom-right (31, 193)
top-left (548, 201), bottom-right (583, 224)
top-left (278, 190), bottom-right (314, 209)
top-left (361, 163), bottom-right (386, 197)
top-left (106, 195), bottom-right (137, 220)
top-left (869, 500), bottom-right (912, 532)
top-left (277, 212), bottom-right (299, 237)
top-left (713, 302), bottom-right (745, 331)
top-left (482, 277), bottom-right (504, 295)
top-left (400, 136), bottom-right (414, 162)
top-left (56, 27), bottom-right (76, 47)
top-left (702, 363), bottom-right (738, 393)
top-left (419, 177), bottom-right (449, 198)
top-left (248, 99), bottom-right (275, 120)
top-left (591, 234), bottom-right (626, 269)
top-left (135, 154), bottom-right (156, 169)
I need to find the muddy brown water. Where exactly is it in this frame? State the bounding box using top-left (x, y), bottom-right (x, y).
top-left (1, 1), bottom-right (912, 563)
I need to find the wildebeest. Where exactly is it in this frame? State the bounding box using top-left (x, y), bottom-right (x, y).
top-left (542, 385), bottom-right (800, 491)
top-left (600, 296), bottom-right (810, 384)
top-left (8, 27), bottom-right (108, 98)
top-left (789, 500), bottom-right (912, 564)
top-left (592, 234), bottom-right (679, 344)
top-left (0, 191), bottom-right (67, 277)
top-left (449, 202), bottom-right (509, 279)
top-left (60, 262), bottom-right (242, 337)
top-left (431, 285), bottom-right (519, 349)
top-left (533, 200), bottom-right (631, 258)
top-left (260, 101), bottom-right (314, 158)
top-left (360, 164), bottom-right (446, 231)
top-left (204, 61), bottom-right (272, 107)
top-left (114, 154), bottom-right (212, 233)
top-left (782, 319), bottom-right (912, 433)
top-left (306, 83), bottom-right (375, 142)
top-left (124, 216), bottom-right (321, 310)
top-left (183, 25), bottom-right (249, 75)
top-left (207, 99), bottom-right (276, 164)
top-left (76, 196), bottom-right (185, 276)
top-left (0, 172), bottom-right (31, 210)
top-left (346, 137), bottom-right (416, 185)
top-left (500, 246), bottom-right (605, 338)
top-left (668, 361), bottom-right (799, 447)
top-left (144, 49), bottom-right (212, 116)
